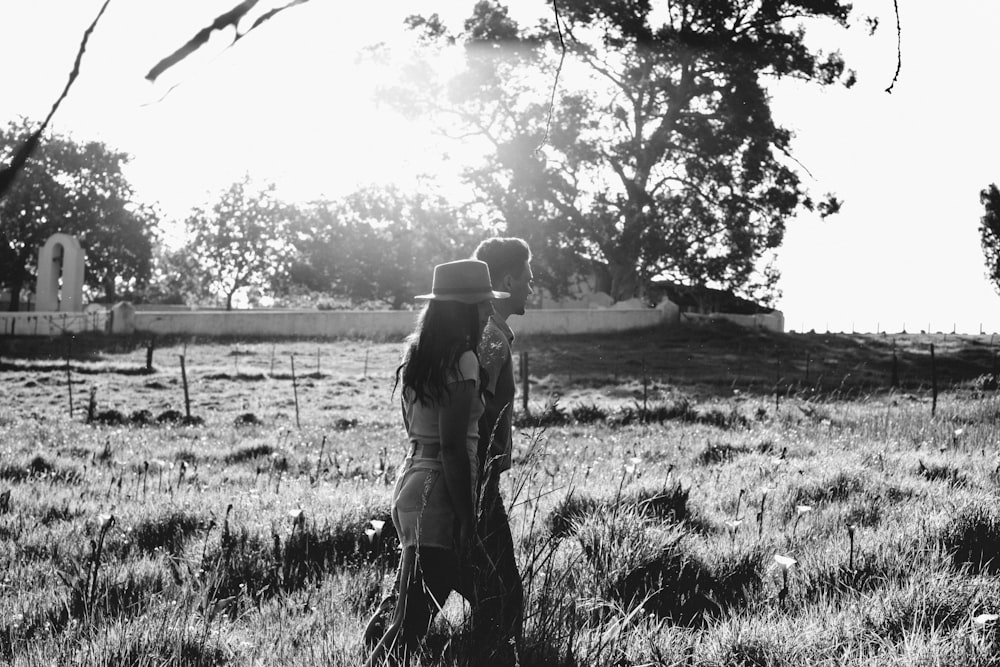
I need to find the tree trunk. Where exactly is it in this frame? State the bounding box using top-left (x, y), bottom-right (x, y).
top-left (7, 281), bottom-right (22, 312)
top-left (607, 261), bottom-right (638, 303)
top-left (225, 290), bottom-right (235, 311)
top-left (103, 275), bottom-right (117, 304)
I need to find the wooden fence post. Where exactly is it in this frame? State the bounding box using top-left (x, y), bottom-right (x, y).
top-left (65, 339), bottom-right (74, 418)
top-left (146, 338), bottom-right (155, 372)
top-left (930, 343), bottom-right (937, 418)
top-left (774, 352), bottom-right (780, 411)
top-left (642, 355), bottom-right (649, 415)
top-left (179, 354), bottom-right (191, 419)
top-left (291, 354), bottom-right (301, 429)
top-left (891, 338), bottom-right (899, 388)
top-left (521, 351), bottom-right (529, 415)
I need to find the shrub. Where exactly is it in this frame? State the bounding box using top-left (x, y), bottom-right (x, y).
top-left (938, 501), bottom-right (1000, 575)
top-left (576, 509), bottom-right (762, 626)
top-left (515, 399), bottom-right (570, 428)
top-left (863, 571), bottom-right (989, 641)
top-left (200, 507), bottom-right (397, 610)
top-left (695, 441), bottom-right (750, 465)
top-left (0, 457), bottom-right (83, 485)
top-left (547, 483), bottom-right (697, 539)
top-left (156, 409), bottom-right (184, 424)
top-left (92, 409), bottom-right (127, 426)
top-left (223, 444), bottom-right (274, 464)
top-left (233, 412), bottom-right (263, 427)
top-left (546, 493), bottom-right (604, 538)
top-left (128, 409), bottom-right (153, 426)
top-left (571, 403), bottom-right (607, 424)
top-left (916, 459), bottom-right (968, 487)
top-left (128, 510), bottom-right (204, 556)
top-left (972, 373), bottom-right (999, 391)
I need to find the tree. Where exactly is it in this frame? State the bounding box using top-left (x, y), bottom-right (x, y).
top-left (980, 183), bottom-right (1000, 295)
top-left (388, 0), bottom-right (853, 302)
top-left (0, 119), bottom-right (158, 310)
top-left (139, 245), bottom-right (213, 305)
top-left (185, 176), bottom-right (294, 310)
top-left (289, 186), bottom-right (480, 309)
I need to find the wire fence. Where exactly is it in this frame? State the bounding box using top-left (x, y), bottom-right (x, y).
top-left (0, 310), bottom-right (109, 336)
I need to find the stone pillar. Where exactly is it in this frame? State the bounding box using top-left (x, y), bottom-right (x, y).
top-left (110, 302), bottom-right (136, 334)
top-left (656, 297), bottom-right (681, 326)
top-left (36, 234), bottom-right (86, 312)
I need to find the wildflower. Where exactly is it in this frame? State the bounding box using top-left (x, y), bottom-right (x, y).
top-left (725, 519), bottom-right (743, 531)
top-left (973, 613), bottom-right (999, 626)
top-left (773, 554), bottom-right (797, 570)
top-left (796, 505), bottom-right (812, 515)
top-left (97, 513), bottom-right (114, 530)
top-left (370, 519), bottom-right (385, 532)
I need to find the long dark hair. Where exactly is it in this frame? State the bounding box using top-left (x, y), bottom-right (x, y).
top-left (394, 300), bottom-right (483, 405)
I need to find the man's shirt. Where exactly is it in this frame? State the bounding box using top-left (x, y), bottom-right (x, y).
top-left (478, 315), bottom-right (515, 474)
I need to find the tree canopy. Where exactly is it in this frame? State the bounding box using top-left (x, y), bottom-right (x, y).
top-left (386, 0), bottom-right (854, 302)
top-left (979, 183), bottom-right (1000, 296)
top-left (184, 176), bottom-right (294, 310)
top-left (288, 185), bottom-right (480, 309)
top-left (0, 119), bottom-right (158, 310)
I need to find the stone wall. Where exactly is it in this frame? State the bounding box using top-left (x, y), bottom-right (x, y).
top-left (1, 300), bottom-right (784, 338)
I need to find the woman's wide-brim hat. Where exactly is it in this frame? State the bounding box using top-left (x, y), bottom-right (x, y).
top-left (415, 259), bottom-right (510, 303)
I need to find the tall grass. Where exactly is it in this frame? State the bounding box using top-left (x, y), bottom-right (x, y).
top-left (2, 335), bottom-right (1000, 665)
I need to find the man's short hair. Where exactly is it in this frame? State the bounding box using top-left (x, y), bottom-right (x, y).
top-left (473, 237), bottom-right (531, 286)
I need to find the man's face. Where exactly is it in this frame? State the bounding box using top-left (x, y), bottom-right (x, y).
top-left (504, 261), bottom-right (534, 315)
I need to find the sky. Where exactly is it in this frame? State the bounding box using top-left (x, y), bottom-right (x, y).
top-left (1, 0), bottom-right (999, 333)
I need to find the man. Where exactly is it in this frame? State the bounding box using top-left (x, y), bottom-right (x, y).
top-left (363, 238), bottom-right (533, 662)
top-left (470, 237), bottom-right (533, 660)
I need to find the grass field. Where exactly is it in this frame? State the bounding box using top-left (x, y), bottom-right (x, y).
top-left (1, 322), bottom-right (999, 666)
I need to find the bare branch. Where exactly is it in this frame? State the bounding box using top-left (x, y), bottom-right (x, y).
top-left (885, 0), bottom-right (902, 93)
top-left (146, 0), bottom-right (260, 82)
top-left (146, 0), bottom-right (312, 83)
top-left (0, 0), bottom-right (113, 200)
top-left (536, 0), bottom-right (567, 153)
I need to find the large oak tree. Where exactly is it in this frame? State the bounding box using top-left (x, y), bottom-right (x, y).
top-left (388, 0), bottom-right (853, 302)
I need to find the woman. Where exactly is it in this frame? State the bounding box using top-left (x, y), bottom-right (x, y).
top-left (365, 259), bottom-right (508, 666)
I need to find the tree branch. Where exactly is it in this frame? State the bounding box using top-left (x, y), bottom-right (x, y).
top-left (536, 0), bottom-right (567, 152)
top-left (885, 0), bottom-right (902, 94)
top-left (0, 0), bottom-right (113, 200)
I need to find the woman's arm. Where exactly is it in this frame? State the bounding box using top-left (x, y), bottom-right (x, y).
top-left (438, 378), bottom-right (476, 552)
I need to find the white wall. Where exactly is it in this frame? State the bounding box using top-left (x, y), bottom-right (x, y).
top-left (2, 302), bottom-right (785, 338)
top-left (0, 310), bottom-right (108, 336)
top-left (130, 308), bottom-right (667, 338)
top-left (133, 309), bottom-right (420, 338)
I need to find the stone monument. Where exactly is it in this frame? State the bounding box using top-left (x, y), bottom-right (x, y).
top-left (36, 233), bottom-right (85, 312)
